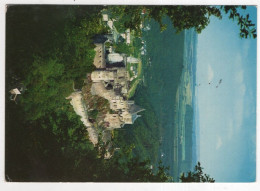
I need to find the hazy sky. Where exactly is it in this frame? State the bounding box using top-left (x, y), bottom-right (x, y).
top-left (196, 6), bottom-right (256, 182)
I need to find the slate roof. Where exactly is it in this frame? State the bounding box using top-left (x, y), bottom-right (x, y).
top-left (128, 104), bottom-right (145, 114)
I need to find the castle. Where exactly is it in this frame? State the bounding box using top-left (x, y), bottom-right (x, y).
top-left (65, 15), bottom-right (144, 157)
top-left (90, 42), bottom-right (144, 130)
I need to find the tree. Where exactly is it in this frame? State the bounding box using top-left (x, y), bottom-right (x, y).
top-left (96, 144), bottom-right (172, 182)
top-left (107, 5), bottom-right (256, 39)
top-left (221, 6), bottom-right (256, 38)
top-left (180, 162), bottom-right (215, 182)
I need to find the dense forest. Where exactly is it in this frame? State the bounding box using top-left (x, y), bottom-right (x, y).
top-left (113, 85), bottom-right (161, 166)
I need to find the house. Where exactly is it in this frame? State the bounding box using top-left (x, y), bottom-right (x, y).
top-left (9, 83), bottom-right (25, 103)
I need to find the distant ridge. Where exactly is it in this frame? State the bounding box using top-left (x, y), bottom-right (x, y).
top-left (191, 29), bottom-right (199, 168)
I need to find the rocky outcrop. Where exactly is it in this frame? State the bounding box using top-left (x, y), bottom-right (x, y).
top-left (66, 91), bottom-right (98, 145)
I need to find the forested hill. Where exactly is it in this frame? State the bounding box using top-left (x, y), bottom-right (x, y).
top-left (6, 5), bottom-right (106, 120)
top-left (5, 5), bottom-right (170, 182)
top-left (6, 5), bottom-right (103, 181)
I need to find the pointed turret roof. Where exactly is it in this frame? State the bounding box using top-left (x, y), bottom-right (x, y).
top-left (128, 104), bottom-right (145, 115)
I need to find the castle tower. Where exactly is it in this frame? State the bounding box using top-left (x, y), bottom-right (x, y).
top-left (121, 103), bottom-right (145, 124)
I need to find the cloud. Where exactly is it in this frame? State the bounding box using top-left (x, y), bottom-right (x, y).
top-left (208, 65), bottom-right (214, 82)
top-left (216, 136), bottom-right (223, 150)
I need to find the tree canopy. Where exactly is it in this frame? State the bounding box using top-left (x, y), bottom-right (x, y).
top-left (180, 162), bottom-right (215, 182)
top-left (107, 5), bottom-right (256, 38)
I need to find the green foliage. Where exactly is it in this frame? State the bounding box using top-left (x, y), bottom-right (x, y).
top-left (132, 36), bottom-right (143, 57)
top-left (221, 5), bottom-right (257, 38)
top-left (108, 6), bottom-right (143, 32)
top-left (5, 98), bottom-right (97, 181)
top-left (107, 5), bottom-right (256, 39)
top-left (180, 162), bottom-right (215, 182)
top-left (21, 56), bottom-right (71, 120)
top-left (88, 109), bottom-right (99, 120)
top-left (96, 145), bottom-right (172, 182)
top-left (114, 42), bottom-right (133, 55)
top-left (74, 78), bottom-right (84, 90)
top-left (113, 85), bottom-right (161, 166)
top-left (9, 5), bottom-right (104, 121)
top-left (105, 41), bottom-right (112, 48)
top-left (113, 20), bottom-right (127, 33)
